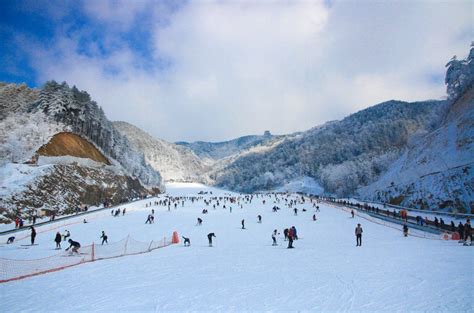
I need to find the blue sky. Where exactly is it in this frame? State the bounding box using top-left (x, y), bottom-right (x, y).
top-left (1, 0), bottom-right (472, 142)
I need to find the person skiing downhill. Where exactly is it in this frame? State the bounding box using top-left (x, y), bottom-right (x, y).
top-left (287, 228), bottom-right (294, 249)
top-left (403, 224), bottom-right (409, 237)
top-left (241, 219), bottom-right (245, 229)
top-left (351, 210), bottom-right (355, 218)
top-left (54, 232), bottom-right (62, 249)
top-left (100, 231), bottom-right (108, 245)
top-left (258, 215), bottom-right (262, 223)
top-left (355, 224), bottom-right (363, 246)
top-left (207, 233), bottom-right (216, 247)
top-left (283, 228), bottom-right (289, 241)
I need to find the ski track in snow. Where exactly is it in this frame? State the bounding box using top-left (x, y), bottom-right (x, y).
top-left (0, 183), bottom-right (472, 312)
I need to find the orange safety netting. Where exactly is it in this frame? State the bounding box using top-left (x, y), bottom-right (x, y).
top-left (0, 232), bottom-right (178, 283)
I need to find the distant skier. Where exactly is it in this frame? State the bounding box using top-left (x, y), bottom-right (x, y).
top-left (54, 232), bottom-right (62, 249)
top-left (257, 215), bottom-right (262, 223)
top-left (464, 219), bottom-right (472, 244)
top-left (283, 228), bottom-right (289, 241)
top-left (287, 228), bottom-right (294, 249)
top-left (312, 214), bottom-right (317, 221)
top-left (241, 219), bottom-right (245, 229)
top-left (294, 208), bottom-right (298, 216)
top-left (207, 233), bottom-right (216, 247)
top-left (100, 231), bottom-right (108, 245)
top-left (182, 236), bottom-right (191, 247)
top-left (403, 224), bottom-right (409, 237)
top-left (291, 226), bottom-right (298, 240)
top-left (65, 239), bottom-right (81, 254)
top-left (63, 230), bottom-right (70, 241)
top-left (355, 223), bottom-right (363, 247)
top-left (197, 217), bottom-right (203, 226)
top-left (271, 229), bottom-right (279, 246)
top-left (458, 222), bottom-right (465, 241)
top-left (122, 208), bottom-right (126, 216)
top-left (6, 236), bottom-right (15, 244)
top-left (30, 226), bottom-right (36, 245)
top-left (351, 210), bottom-right (355, 218)
top-left (145, 214), bottom-right (153, 224)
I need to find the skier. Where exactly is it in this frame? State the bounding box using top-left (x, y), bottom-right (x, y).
top-left (122, 208), bottom-right (126, 216)
top-left (403, 224), bottom-right (409, 237)
top-left (145, 214), bottom-right (152, 224)
top-left (65, 239), bottom-right (81, 254)
top-left (257, 215), bottom-right (262, 223)
top-left (54, 232), bottom-right (62, 249)
top-left (100, 231), bottom-right (108, 245)
top-left (464, 219), bottom-right (472, 244)
top-left (241, 219), bottom-right (245, 229)
top-left (197, 217), bottom-right (203, 226)
top-left (182, 236), bottom-right (191, 247)
top-left (6, 236), bottom-right (15, 244)
top-left (291, 226), bottom-right (298, 240)
top-left (63, 230), bottom-right (70, 241)
top-left (271, 229), bottom-right (279, 246)
top-left (294, 208), bottom-right (298, 216)
top-left (458, 222), bottom-right (465, 241)
top-left (312, 214), bottom-right (317, 221)
top-left (283, 228), bottom-right (289, 241)
top-left (207, 233), bottom-right (216, 247)
top-left (287, 227), bottom-right (294, 249)
top-left (355, 223), bottom-right (363, 247)
top-left (30, 226), bottom-right (36, 245)
top-left (351, 210), bottom-right (355, 218)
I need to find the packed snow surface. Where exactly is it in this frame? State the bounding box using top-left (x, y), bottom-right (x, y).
top-left (0, 183), bottom-right (472, 312)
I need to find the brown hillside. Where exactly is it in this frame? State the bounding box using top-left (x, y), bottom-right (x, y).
top-left (37, 132), bottom-right (111, 165)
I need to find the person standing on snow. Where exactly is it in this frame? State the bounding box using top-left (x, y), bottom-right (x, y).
top-left (287, 227), bottom-right (294, 249)
top-left (241, 219), bottom-right (245, 229)
top-left (257, 215), bottom-right (262, 223)
top-left (351, 210), bottom-right (355, 218)
top-left (355, 223), bottom-right (363, 246)
top-left (403, 224), bottom-right (409, 237)
top-left (30, 226), bottom-right (36, 245)
top-left (291, 226), bottom-right (298, 240)
top-left (100, 231), bottom-right (108, 245)
top-left (272, 229), bottom-right (279, 246)
top-left (283, 228), bottom-right (289, 241)
top-left (207, 233), bottom-right (216, 247)
top-left (54, 232), bottom-right (62, 249)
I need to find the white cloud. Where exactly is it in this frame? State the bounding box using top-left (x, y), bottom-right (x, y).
top-left (26, 0), bottom-right (472, 142)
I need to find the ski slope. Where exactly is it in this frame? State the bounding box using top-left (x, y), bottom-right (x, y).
top-left (0, 183), bottom-right (472, 312)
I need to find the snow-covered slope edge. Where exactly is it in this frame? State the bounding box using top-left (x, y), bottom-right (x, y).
top-left (114, 121), bottom-right (211, 183)
top-left (358, 86), bottom-right (473, 213)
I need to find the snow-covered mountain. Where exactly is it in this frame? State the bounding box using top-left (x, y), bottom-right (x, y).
top-left (176, 130), bottom-right (281, 160)
top-left (212, 99), bottom-right (447, 194)
top-left (0, 82), bottom-right (163, 222)
top-left (359, 85), bottom-right (473, 213)
top-left (114, 121), bottom-right (210, 183)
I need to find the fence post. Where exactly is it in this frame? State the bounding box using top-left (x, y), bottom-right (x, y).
top-left (124, 235), bottom-right (129, 255)
top-left (91, 242), bottom-right (95, 262)
top-left (148, 240), bottom-right (153, 252)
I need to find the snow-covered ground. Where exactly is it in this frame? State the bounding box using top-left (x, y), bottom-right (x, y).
top-left (0, 183), bottom-right (472, 312)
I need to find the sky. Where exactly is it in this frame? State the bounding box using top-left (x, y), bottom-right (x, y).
top-left (0, 0), bottom-right (472, 142)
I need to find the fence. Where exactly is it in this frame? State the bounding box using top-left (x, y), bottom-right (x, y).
top-left (322, 201), bottom-right (454, 241)
top-left (0, 232), bottom-right (179, 283)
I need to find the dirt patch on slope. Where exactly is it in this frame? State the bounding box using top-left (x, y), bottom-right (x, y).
top-left (37, 132), bottom-right (111, 165)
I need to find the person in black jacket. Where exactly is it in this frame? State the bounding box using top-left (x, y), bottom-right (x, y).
top-left (403, 224), bottom-right (409, 237)
top-left (464, 219), bottom-right (472, 243)
top-left (283, 228), bottom-right (289, 241)
top-left (100, 231), bottom-right (108, 245)
top-left (54, 232), bottom-right (62, 249)
top-left (30, 226), bottom-right (36, 245)
top-left (241, 219), bottom-right (245, 229)
top-left (207, 233), bottom-right (216, 247)
top-left (66, 239), bottom-right (81, 254)
top-left (458, 222), bottom-right (465, 241)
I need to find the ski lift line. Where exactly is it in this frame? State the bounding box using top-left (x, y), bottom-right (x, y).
top-left (324, 201), bottom-right (446, 241)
